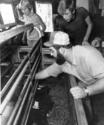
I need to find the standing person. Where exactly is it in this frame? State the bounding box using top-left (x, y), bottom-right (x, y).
top-left (55, 1), bottom-right (93, 46)
top-left (62, 5), bottom-right (93, 45)
top-left (16, 0), bottom-right (46, 47)
top-left (35, 31), bottom-right (104, 99)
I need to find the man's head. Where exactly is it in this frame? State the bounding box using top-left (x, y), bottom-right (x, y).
top-left (44, 31), bottom-right (71, 65)
top-left (63, 1), bottom-right (76, 22)
top-left (18, 0), bottom-right (33, 16)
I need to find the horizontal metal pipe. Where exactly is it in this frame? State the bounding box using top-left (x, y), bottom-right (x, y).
top-left (0, 62), bottom-right (10, 66)
top-left (29, 55), bottom-right (41, 77)
top-left (1, 56), bottom-right (28, 98)
top-left (24, 100), bottom-right (34, 125)
top-left (23, 71), bottom-right (40, 125)
top-left (0, 61), bottom-right (30, 114)
top-left (13, 80), bottom-right (33, 125)
top-left (9, 55), bottom-right (41, 125)
top-left (0, 24), bottom-right (33, 45)
top-left (21, 82), bottom-right (38, 125)
top-left (13, 70), bottom-right (39, 125)
top-left (29, 38), bottom-right (42, 57)
top-left (30, 43), bottom-right (40, 61)
top-left (21, 62), bottom-right (40, 125)
top-left (7, 74), bottom-right (31, 125)
top-left (21, 69), bottom-right (39, 125)
top-left (1, 40), bottom-right (41, 125)
top-left (1, 39), bottom-right (41, 98)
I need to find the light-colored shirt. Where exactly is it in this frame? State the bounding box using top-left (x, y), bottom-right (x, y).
top-left (23, 13), bottom-right (44, 35)
top-left (45, 45), bottom-right (104, 85)
top-left (19, 12), bottom-right (45, 46)
top-left (23, 13), bottom-right (41, 25)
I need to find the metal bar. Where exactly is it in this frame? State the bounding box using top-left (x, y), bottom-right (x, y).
top-left (13, 56), bottom-right (40, 125)
top-left (42, 48), bottom-right (51, 54)
top-left (0, 60), bottom-right (30, 114)
top-left (23, 95), bottom-right (34, 125)
top-left (1, 39), bottom-right (41, 99)
top-left (24, 79), bottom-right (39, 125)
top-left (8, 55), bottom-right (40, 125)
top-left (31, 42), bottom-right (41, 57)
top-left (1, 56), bottom-right (28, 98)
top-left (22, 60), bottom-right (41, 125)
top-left (13, 60), bottom-right (40, 125)
top-left (13, 80), bottom-right (33, 125)
top-left (1, 37), bottom-right (42, 125)
top-left (0, 24), bottom-right (33, 45)
top-left (21, 81), bottom-right (38, 125)
top-left (6, 74), bottom-right (31, 125)
top-left (0, 62), bottom-right (10, 66)
top-left (29, 38), bottom-right (42, 57)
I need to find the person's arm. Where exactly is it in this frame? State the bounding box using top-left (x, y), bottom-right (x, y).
top-left (77, 7), bottom-right (93, 45)
top-left (35, 14), bottom-right (46, 32)
top-left (70, 77), bottom-right (104, 99)
top-left (16, 5), bottom-right (25, 22)
top-left (82, 16), bottom-right (93, 45)
top-left (35, 63), bottom-right (62, 79)
top-left (57, 0), bottom-right (66, 15)
top-left (35, 69), bottom-right (51, 79)
top-left (87, 77), bottom-right (104, 96)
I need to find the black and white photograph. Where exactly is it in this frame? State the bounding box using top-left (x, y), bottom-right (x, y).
top-left (0, 0), bottom-right (104, 125)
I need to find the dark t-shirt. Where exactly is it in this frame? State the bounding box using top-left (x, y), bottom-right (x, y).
top-left (63, 7), bottom-right (89, 45)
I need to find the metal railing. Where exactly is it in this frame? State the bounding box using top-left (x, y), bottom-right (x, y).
top-left (0, 24), bottom-right (42, 125)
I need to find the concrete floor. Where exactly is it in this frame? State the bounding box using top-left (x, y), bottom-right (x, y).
top-left (26, 75), bottom-right (104, 125)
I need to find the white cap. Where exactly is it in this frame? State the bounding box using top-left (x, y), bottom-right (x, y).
top-left (44, 31), bottom-right (70, 47)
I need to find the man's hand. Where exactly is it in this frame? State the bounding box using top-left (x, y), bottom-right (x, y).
top-left (70, 86), bottom-right (87, 99)
top-left (82, 40), bottom-right (90, 46)
top-left (16, 3), bottom-right (21, 9)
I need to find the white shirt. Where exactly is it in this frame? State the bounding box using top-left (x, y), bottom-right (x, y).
top-left (45, 45), bottom-right (104, 85)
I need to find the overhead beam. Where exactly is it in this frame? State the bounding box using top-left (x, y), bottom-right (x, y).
top-left (0, 24), bottom-right (33, 45)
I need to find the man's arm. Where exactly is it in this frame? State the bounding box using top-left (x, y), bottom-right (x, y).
top-left (35, 69), bottom-right (50, 79)
top-left (57, 0), bottom-right (66, 15)
top-left (82, 16), bottom-right (93, 45)
top-left (70, 77), bottom-right (104, 99)
top-left (35, 14), bottom-right (46, 32)
top-left (35, 63), bottom-right (62, 79)
top-left (87, 77), bottom-right (104, 96)
top-left (16, 5), bottom-right (25, 22)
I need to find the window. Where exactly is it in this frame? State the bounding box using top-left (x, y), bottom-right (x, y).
top-left (35, 1), bottom-right (54, 32)
top-left (0, 3), bottom-right (16, 26)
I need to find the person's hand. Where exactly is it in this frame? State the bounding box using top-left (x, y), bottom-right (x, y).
top-left (82, 40), bottom-right (90, 46)
top-left (16, 3), bottom-right (21, 9)
top-left (70, 86), bottom-right (87, 99)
